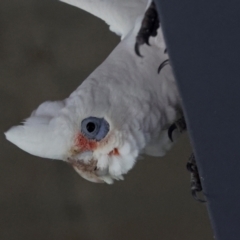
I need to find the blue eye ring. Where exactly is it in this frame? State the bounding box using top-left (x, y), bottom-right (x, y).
top-left (81, 117), bottom-right (109, 141)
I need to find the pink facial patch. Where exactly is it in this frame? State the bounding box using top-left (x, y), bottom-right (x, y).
top-left (108, 148), bottom-right (119, 156)
top-left (75, 133), bottom-right (98, 151)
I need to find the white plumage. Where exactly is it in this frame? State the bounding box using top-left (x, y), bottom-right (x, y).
top-left (5, 0), bottom-right (181, 183)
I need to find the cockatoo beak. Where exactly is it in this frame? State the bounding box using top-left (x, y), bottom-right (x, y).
top-left (68, 158), bottom-right (104, 183)
top-left (67, 133), bottom-right (121, 184)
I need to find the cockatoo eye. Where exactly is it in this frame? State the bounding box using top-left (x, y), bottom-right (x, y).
top-left (81, 117), bottom-right (109, 141)
top-left (86, 122), bottom-right (96, 133)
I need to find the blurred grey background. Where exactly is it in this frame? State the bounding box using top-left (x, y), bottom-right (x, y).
top-left (0, 1), bottom-right (213, 239)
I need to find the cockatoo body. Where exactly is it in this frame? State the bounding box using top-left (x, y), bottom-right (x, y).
top-left (5, 0), bottom-right (181, 183)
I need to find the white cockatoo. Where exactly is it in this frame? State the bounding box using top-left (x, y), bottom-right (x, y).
top-left (5, 0), bottom-right (182, 184)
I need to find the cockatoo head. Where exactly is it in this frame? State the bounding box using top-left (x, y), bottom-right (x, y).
top-left (5, 86), bottom-right (144, 184)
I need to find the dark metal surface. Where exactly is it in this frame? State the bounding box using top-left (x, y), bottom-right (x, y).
top-left (155, 0), bottom-right (240, 239)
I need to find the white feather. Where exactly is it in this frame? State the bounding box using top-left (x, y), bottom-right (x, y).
top-left (59, 0), bottom-right (149, 38)
top-left (5, 1), bottom-right (182, 183)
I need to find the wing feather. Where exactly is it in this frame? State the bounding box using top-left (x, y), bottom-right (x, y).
top-left (60, 0), bottom-right (148, 38)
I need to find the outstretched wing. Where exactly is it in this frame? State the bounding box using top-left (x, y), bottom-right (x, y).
top-left (60, 0), bottom-right (148, 38)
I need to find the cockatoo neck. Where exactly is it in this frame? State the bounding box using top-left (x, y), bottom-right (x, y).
top-left (73, 29), bottom-right (179, 143)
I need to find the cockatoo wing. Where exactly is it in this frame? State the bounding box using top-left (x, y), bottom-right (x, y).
top-left (59, 0), bottom-right (149, 38)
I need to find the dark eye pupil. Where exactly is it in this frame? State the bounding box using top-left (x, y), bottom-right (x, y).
top-left (86, 122), bottom-right (96, 133)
